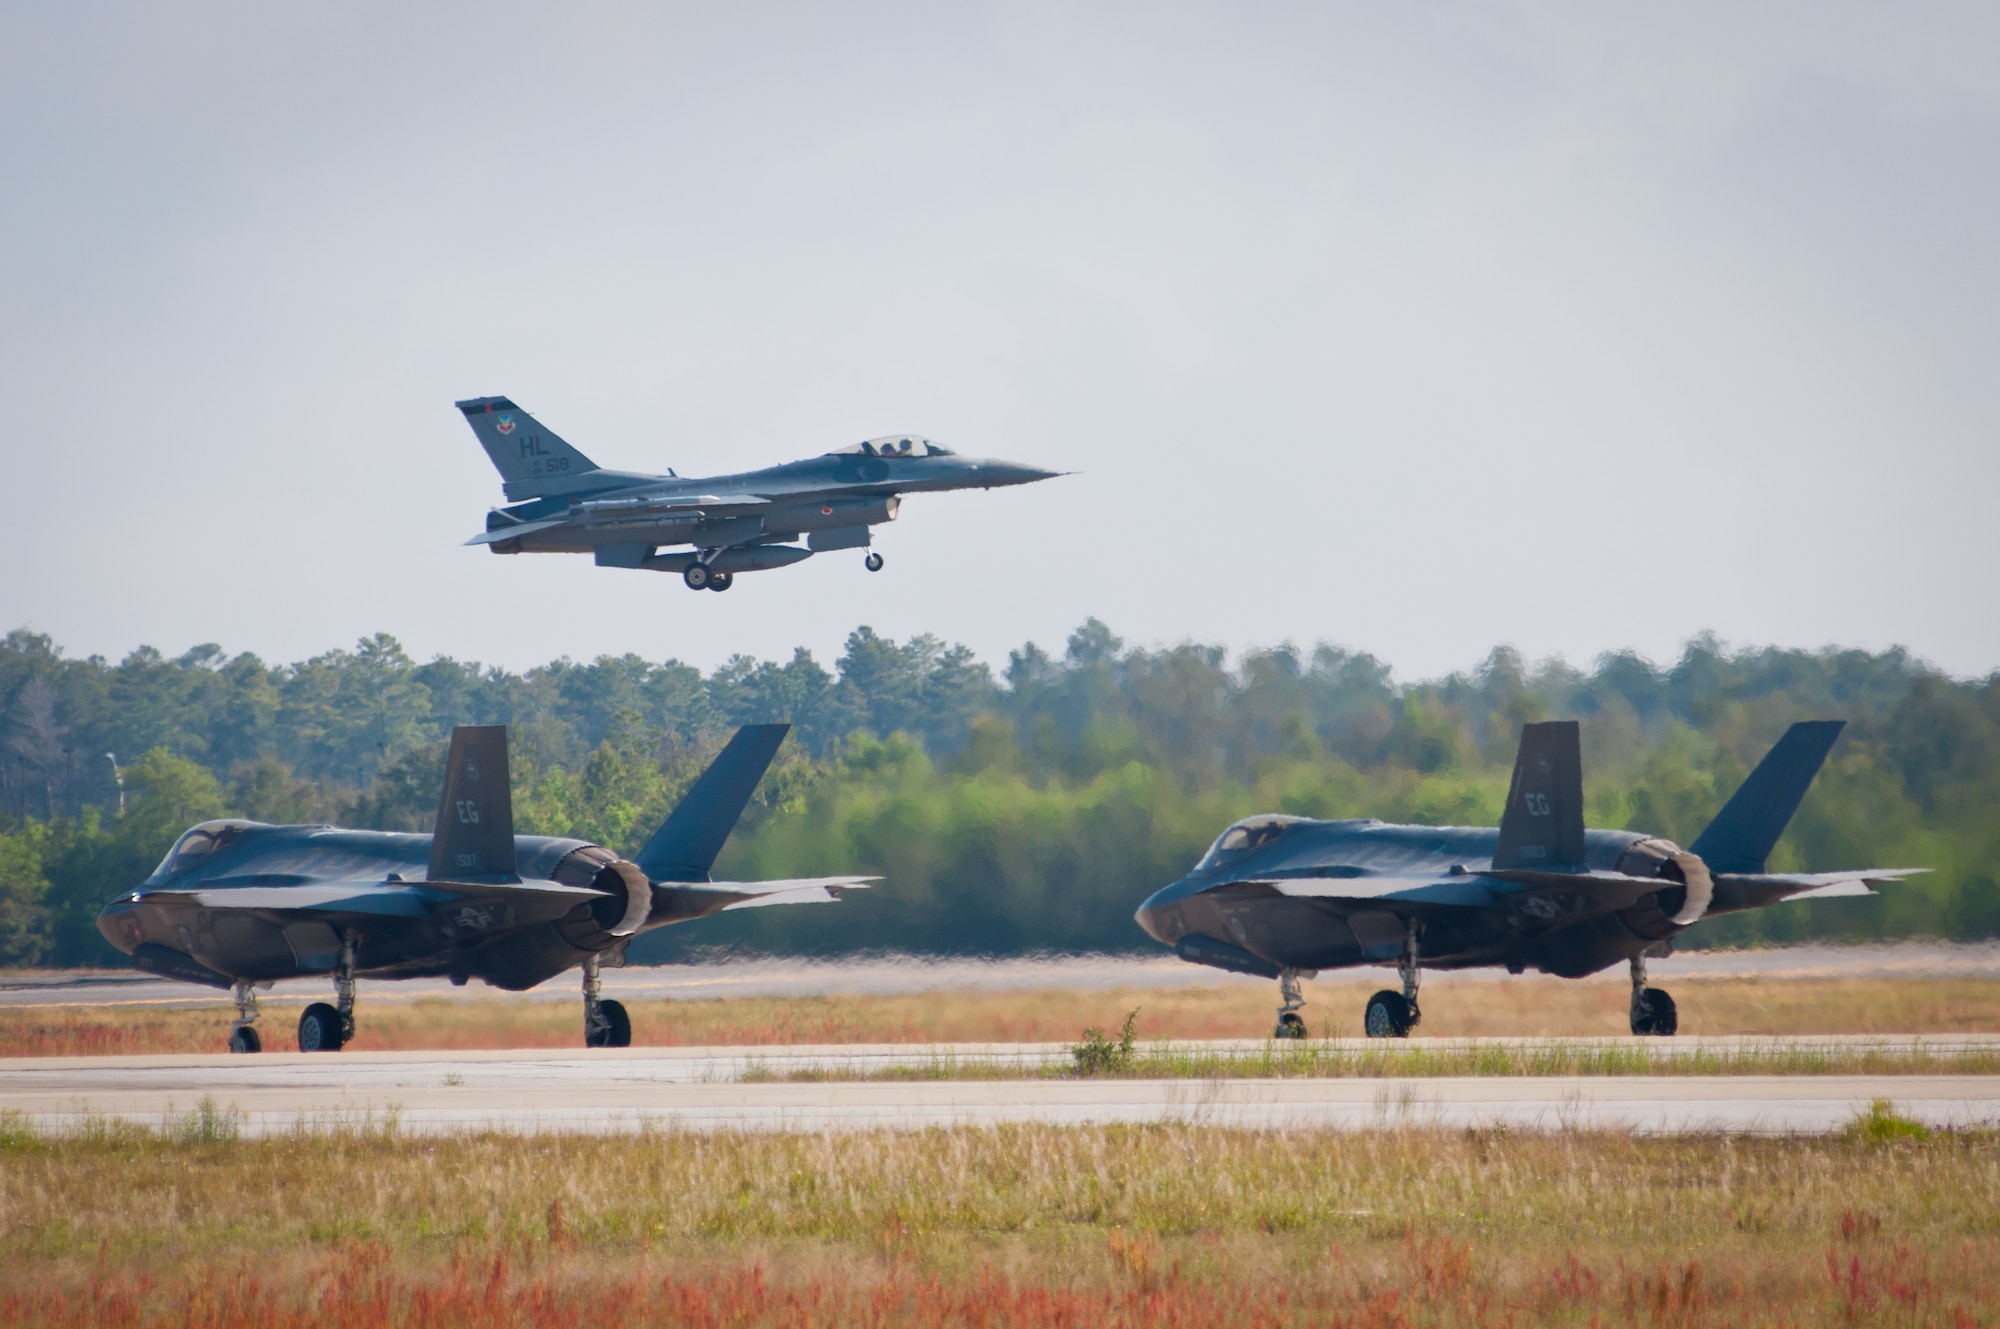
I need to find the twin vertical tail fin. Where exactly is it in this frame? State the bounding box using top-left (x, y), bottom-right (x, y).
top-left (633, 724), bottom-right (791, 882)
top-left (1492, 721), bottom-right (1586, 870)
top-left (456, 396), bottom-right (604, 500)
top-left (428, 725), bottom-right (519, 882)
top-left (1689, 720), bottom-right (1844, 873)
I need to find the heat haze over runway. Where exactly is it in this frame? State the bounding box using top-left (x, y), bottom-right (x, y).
top-left (4, 1042), bottom-right (1997, 1137)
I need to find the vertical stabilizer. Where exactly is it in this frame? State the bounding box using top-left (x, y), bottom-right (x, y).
top-left (634, 725), bottom-right (789, 882)
top-left (428, 726), bottom-right (518, 882)
top-left (455, 397), bottom-right (603, 500)
top-left (1689, 721), bottom-right (1844, 873)
top-left (1492, 721), bottom-right (1586, 870)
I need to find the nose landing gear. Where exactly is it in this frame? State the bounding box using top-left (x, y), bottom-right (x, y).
top-left (1273, 967), bottom-right (1310, 1039)
top-left (227, 979), bottom-right (262, 1053)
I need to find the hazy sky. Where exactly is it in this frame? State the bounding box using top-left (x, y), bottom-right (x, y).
top-left (3, 3), bottom-right (1995, 682)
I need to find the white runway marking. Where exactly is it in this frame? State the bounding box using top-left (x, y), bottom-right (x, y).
top-left (4, 1043), bottom-right (1996, 1137)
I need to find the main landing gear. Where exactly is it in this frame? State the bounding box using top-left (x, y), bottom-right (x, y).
top-left (1363, 923), bottom-right (1423, 1039)
top-left (299, 930), bottom-right (358, 1052)
top-left (683, 561), bottom-right (733, 591)
top-left (1628, 952), bottom-right (1678, 1036)
top-left (864, 551), bottom-right (884, 572)
top-left (227, 979), bottom-right (263, 1053)
top-left (582, 953), bottom-right (631, 1048)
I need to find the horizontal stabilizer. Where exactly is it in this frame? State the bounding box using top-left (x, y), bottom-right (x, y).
top-left (428, 726), bottom-right (518, 882)
top-left (716, 877), bottom-right (875, 910)
top-left (1781, 879), bottom-right (1876, 901)
top-left (634, 724), bottom-right (790, 882)
top-left (1492, 721), bottom-right (1586, 870)
top-left (1715, 867), bottom-right (1927, 890)
top-left (1690, 721), bottom-right (1844, 873)
top-left (465, 516), bottom-right (572, 546)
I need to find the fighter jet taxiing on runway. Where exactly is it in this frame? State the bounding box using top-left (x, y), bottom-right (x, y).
top-left (96, 724), bottom-right (869, 1052)
top-left (1136, 720), bottom-right (1922, 1039)
top-left (456, 397), bottom-right (1062, 591)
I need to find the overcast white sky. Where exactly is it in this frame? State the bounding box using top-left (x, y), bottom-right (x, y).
top-left (2, 3), bottom-right (1995, 683)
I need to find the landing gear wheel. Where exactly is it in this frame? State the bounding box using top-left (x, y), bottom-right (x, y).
top-left (683, 563), bottom-right (711, 590)
top-left (863, 551), bottom-right (884, 572)
top-left (1273, 1011), bottom-right (1309, 1040)
top-left (1364, 990), bottom-right (1416, 1039)
top-left (586, 998), bottom-right (632, 1048)
top-left (298, 1002), bottom-right (346, 1052)
top-left (227, 1026), bottom-right (261, 1054)
top-left (1630, 987), bottom-right (1678, 1037)
top-left (706, 571), bottom-right (734, 592)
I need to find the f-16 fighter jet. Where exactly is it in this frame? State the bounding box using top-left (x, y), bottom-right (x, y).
top-left (96, 724), bottom-right (869, 1052)
top-left (455, 397), bottom-right (1062, 591)
top-left (1136, 721), bottom-right (1922, 1039)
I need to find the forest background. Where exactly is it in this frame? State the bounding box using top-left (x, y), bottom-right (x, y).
top-left (1, 620), bottom-right (1995, 969)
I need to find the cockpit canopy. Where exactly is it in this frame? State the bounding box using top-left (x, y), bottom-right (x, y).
top-left (147, 820), bottom-right (257, 883)
top-left (829, 435), bottom-right (954, 459)
top-left (1197, 814), bottom-right (1309, 871)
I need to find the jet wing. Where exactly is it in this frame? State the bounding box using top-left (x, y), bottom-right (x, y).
top-left (1200, 872), bottom-right (1501, 908)
top-left (139, 878), bottom-right (606, 924)
top-left (465, 493), bottom-right (776, 544)
top-left (1203, 867), bottom-right (1674, 910)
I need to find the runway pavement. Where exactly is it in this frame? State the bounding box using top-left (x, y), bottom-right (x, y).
top-left (4, 1042), bottom-right (1997, 1137)
top-left (5, 942), bottom-right (1999, 1010)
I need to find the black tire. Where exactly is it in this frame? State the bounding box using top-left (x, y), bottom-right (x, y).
top-left (228, 1026), bottom-right (261, 1054)
top-left (1630, 987), bottom-right (1679, 1037)
top-left (683, 563), bottom-right (710, 590)
top-left (586, 998), bottom-right (632, 1048)
top-left (864, 551), bottom-right (884, 572)
top-left (1273, 1011), bottom-right (1309, 1040)
top-left (1364, 990), bottom-right (1415, 1039)
top-left (707, 571), bottom-right (734, 592)
top-left (298, 1002), bottom-right (345, 1052)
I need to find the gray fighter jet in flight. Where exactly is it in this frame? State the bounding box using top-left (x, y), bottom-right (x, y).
top-left (1136, 720), bottom-right (1921, 1038)
top-left (96, 724), bottom-right (868, 1052)
top-left (456, 397), bottom-right (1062, 591)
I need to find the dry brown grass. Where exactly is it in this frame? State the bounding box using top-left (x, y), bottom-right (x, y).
top-left (3, 974), bottom-right (1997, 1056)
top-left (1, 1116), bottom-right (1997, 1326)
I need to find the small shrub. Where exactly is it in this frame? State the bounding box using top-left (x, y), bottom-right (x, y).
top-left (167, 1096), bottom-right (240, 1144)
top-left (1072, 1008), bottom-right (1139, 1076)
top-left (1844, 1099), bottom-right (1933, 1144)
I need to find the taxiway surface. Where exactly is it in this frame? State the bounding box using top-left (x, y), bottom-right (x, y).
top-left (5, 1043), bottom-right (1996, 1136)
top-left (6, 943), bottom-right (1999, 1010)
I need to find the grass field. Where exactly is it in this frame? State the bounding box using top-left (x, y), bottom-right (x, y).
top-left (1, 1111), bottom-right (1996, 1327)
top-left (4, 974), bottom-right (1998, 1057)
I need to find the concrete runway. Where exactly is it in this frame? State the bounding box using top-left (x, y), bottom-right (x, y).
top-left (5, 1043), bottom-right (1997, 1136)
top-left (6, 942), bottom-right (1999, 1010)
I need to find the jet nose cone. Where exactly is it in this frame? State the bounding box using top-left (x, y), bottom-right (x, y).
top-left (1134, 885), bottom-right (1177, 945)
top-left (978, 462), bottom-right (1066, 488)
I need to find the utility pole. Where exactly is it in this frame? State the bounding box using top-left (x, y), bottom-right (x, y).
top-left (106, 752), bottom-right (125, 816)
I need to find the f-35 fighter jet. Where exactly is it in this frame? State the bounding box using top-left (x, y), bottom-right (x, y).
top-left (455, 397), bottom-right (1062, 591)
top-left (96, 724), bottom-right (869, 1052)
top-left (1136, 721), bottom-right (1922, 1039)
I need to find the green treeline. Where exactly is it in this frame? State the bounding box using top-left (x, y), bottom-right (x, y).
top-left (1, 622), bottom-right (1995, 968)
